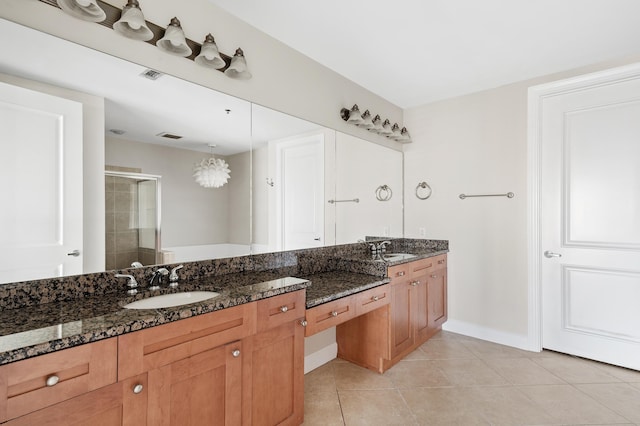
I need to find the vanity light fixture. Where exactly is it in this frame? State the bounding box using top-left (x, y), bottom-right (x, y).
top-left (340, 106), bottom-right (412, 143)
top-left (195, 34), bottom-right (226, 69)
top-left (56, 0), bottom-right (106, 22)
top-left (157, 17), bottom-right (192, 57)
top-left (193, 144), bottom-right (231, 188)
top-left (224, 48), bottom-right (252, 80)
top-left (113, 0), bottom-right (153, 41)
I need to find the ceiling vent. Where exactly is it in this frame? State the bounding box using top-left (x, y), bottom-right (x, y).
top-left (156, 132), bottom-right (183, 139)
top-left (140, 69), bottom-right (163, 80)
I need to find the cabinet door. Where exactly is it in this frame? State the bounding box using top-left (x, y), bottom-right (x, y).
top-left (147, 341), bottom-right (243, 426)
top-left (427, 268), bottom-right (448, 332)
top-left (246, 319), bottom-right (304, 426)
top-left (413, 272), bottom-right (430, 343)
top-left (4, 374), bottom-right (147, 426)
top-left (389, 280), bottom-right (414, 358)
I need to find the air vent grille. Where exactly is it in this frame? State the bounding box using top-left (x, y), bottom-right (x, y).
top-left (140, 69), bottom-right (163, 80)
top-left (156, 132), bottom-right (183, 139)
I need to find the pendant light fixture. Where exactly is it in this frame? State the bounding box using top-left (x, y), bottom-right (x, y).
top-left (195, 34), bottom-right (226, 69)
top-left (157, 17), bottom-right (192, 57)
top-left (193, 145), bottom-right (231, 188)
top-left (113, 0), bottom-right (153, 41)
top-left (360, 110), bottom-right (374, 129)
top-left (56, 0), bottom-right (106, 22)
top-left (344, 104), bottom-right (364, 125)
top-left (224, 48), bottom-right (252, 80)
top-left (390, 123), bottom-right (402, 140)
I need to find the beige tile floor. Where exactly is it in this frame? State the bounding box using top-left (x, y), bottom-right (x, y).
top-left (303, 331), bottom-right (640, 426)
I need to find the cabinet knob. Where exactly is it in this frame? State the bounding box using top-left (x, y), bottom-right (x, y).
top-left (330, 311), bottom-right (338, 317)
top-left (279, 305), bottom-right (289, 313)
top-left (397, 271), bottom-right (405, 277)
top-left (299, 319), bottom-right (308, 327)
top-left (45, 375), bottom-right (59, 387)
top-left (438, 260), bottom-right (445, 264)
top-left (410, 281), bottom-right (419, 286)
top-left (133, 384), bottom-right (144, 394)
top-left (372, 296), bottom-right (379, 302)
top-left (232, 349), bottom-right (241, 358)
top-left (431, 274), bottom-right (437, 278)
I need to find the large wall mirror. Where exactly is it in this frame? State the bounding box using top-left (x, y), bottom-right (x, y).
top-left (0, 18), bottom-right (403, 285)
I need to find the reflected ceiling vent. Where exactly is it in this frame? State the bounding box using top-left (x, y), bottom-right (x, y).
top-left (109, 129), bottom-right (126, 135)
top-left (156, 132), bottom-right (183, 139)
top-left (140, 69), bottom-right (163, 80)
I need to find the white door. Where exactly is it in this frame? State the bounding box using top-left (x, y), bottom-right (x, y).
top-left (0, 81), bottom-right (83, 284)
top-left (279, 136), bottom-right (324, 250)
top-left (540, 70), bottom-right (640, 370)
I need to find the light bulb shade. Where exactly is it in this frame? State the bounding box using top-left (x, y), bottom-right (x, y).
top-left (224, 48), bottom-right (252, 80)
top-left (157, 17), bottom-right (192, 57)
top-left (380, 119), bottom-right (393, 135)
top-left (57, 0), bottom-right (106, 22)
top-left (193, 157), bottom-right (231, 188)
top-left (360, 110), bottom-right (374, 129)
top-left (390, 123), bottom-right (402, 140)
top-left (113, 0), bottom-right (153, 41)
top-left (398, 127), bottom-right (412, 143)
top-left (346, 104), bottom-right (363, 125)
top-left (195, 34), bottom-right (226, 69)
top-left (370, 114), bottom-right (384, 133)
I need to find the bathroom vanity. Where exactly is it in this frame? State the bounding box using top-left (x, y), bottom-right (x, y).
top-left (0, 239), bottom-right (447, 425)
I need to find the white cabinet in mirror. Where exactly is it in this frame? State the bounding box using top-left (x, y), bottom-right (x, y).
top-left (0, 18), bottom-right (403, 285)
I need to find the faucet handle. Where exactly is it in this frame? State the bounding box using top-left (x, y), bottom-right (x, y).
top-left (169, 265), bottom-right (184, 284)
top-left (115, 274), bottom-right (138, 295)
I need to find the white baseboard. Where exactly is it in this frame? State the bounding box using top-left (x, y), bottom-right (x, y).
top-left (443, 319), bottom-right (538, 352)
top-left (304, 342), bottom-right (337, 374)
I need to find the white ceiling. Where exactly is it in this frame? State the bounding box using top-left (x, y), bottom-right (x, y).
top-left (208, 0), bottom-right (640, 108)
top-left (0, 19), bottom-right (321, 155)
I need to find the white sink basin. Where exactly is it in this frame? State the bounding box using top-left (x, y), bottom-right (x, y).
top-left (123, 291), bottom-right (220, 310)
top-left (383, 253), bottom-right (417, 261)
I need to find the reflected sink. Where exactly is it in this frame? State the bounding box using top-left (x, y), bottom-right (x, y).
top-left (382, 253), bottom-right (417, 261)
top-left (123, 291), bottom-right (220, 310)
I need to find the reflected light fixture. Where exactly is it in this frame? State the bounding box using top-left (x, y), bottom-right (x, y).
top-left (398, 127), bottom-right (411, 143)
top-left (390, 123), bottom-right (402, 140)
top-left (224, 48), bottom-right (252, 80)
top-left (380, 119), bottom-right (393, 136)
top-left (157, 17), bottom-right (192, 57)
top-left (57, 0), bottom-right (106, 22)
top-left (360, 110), bottom-right (374, 129)
top-left (341, 104), bottom-right (363, 125)
top-left (370, 114), bottom-right (383, 133)
top-left (193, 144), bottom-right (231, 188)
top-left (113, 0), bottom-right (153, 41)
top-left (195, 34), bottom-right (226, 69)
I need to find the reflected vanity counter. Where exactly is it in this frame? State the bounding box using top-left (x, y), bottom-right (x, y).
top-left (0, 238), bottom-right (448, 365)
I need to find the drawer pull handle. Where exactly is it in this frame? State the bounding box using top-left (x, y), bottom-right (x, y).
top-left (133, 384), bottom-right (144, 394)
top-left (299, 319), bottom-right (308, 327)
top-left (431, 274), bottom-right (437, 278)
top-left (279, 305), bottom-right (289, 313)
top-left (396, 271), bottom-right (405, 277)
top-left (371, 296), bottom-right (379, 302)
top-left (45, 375), bottom-right (59, 387)
top-left (438, 260), bottom-right (445, 264)
top-left (330, 311), bottom-right (338, 317)
top-left (232, 349), bottom-right (241, 358)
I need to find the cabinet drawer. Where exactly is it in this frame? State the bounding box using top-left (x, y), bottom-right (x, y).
top-left (355, 284), bottom-right (390, 316)
top-left (410, 257), bottom-right (436, 276)
top-left (0, 338), bottom-right (117, 423)
top-left (388, 264), bottom-right (410, 281)
top-left (433, 254), bottom-right (447, 270)
top-left (305, 297), bottom-right (355, 336)
top-left (256, 290), bottom-right (306, 332)
top-left (118, 302), bottom-right (256, 380)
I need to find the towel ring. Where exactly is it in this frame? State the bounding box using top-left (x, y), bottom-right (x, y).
top-left (375, 185), bottom-right (393, 201)
top-left (415, 182), bottom-right (432, 200)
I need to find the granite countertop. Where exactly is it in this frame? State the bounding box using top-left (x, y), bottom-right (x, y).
top-left (0, 245), bottom-right (447, 365)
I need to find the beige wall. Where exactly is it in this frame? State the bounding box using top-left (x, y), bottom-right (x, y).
top-left (226, 151), bottom-right (251, 245)
top-left (1, 0), bottom-right (402, 150)
top-left (404, 54), bottom-right (640, 348)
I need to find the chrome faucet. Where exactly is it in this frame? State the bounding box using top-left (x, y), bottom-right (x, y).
top-left (115, 273), bottom-right (139, 295)
top-left (169, 265), bottom-right (184, 287)
top-left (131, 261), bottom-right (143, 268)
top-left (149, 268), bottom-right (169, 290)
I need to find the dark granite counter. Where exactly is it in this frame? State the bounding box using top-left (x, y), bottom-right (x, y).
top-left (0, 238), bottom-right (448, 365)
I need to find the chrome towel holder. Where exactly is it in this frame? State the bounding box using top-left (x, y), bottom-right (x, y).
top-left (415, 182), bottom-right (432, 200)
top-left (459, 192), bottom-right (515, 200)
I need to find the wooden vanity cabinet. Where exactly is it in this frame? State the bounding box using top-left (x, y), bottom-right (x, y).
top-left (337, 254), bottom-right (448, 373)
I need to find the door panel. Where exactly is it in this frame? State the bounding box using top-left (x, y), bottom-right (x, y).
top-left (541, 73), bottom-right (640, 370)
top-left (0, 81), bottom-right (82, 284)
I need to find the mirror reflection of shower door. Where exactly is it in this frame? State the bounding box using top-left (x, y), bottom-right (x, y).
top-left (105, 171), bottom-right (161, 270)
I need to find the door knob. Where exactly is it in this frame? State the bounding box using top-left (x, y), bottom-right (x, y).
top-left (544, 251), bottom-right (562, 258)
top-left (67, 249), bottom-right (80, 257)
